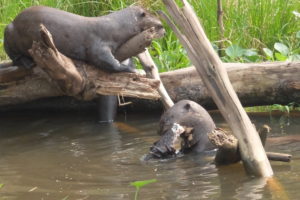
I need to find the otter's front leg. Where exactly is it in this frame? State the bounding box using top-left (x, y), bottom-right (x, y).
top-left (89, 44), bottom-right (135, 73)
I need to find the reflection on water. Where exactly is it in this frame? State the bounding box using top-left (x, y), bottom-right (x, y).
top-left (0, 111), bottom-right (299, 200)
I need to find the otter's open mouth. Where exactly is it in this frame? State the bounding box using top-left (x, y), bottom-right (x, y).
top-left (146, 123), bottom-right (187, 160)
top-left (141, 25), bottom-right (165, 39)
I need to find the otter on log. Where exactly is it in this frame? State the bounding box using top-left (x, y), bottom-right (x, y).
top-left (3, 6), bottom-right (165, 123)
top-left (4, 6), bottom-right (164, 72)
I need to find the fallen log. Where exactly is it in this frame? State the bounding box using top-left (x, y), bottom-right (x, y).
top-left (160, 62), bottom-right (300, 109)
top-left (1, 61), bottom-right (299, 110)
top-left (0, 25), bottom-right (162, 106)
top-left (127, 61), bottom-right (300, 112)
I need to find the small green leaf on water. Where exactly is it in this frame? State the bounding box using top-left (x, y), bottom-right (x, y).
top-left (274, 42), bottom-right (289, 56)
top-left (130, 179), bottom-right (157, 188)
top-left (0, 184), bottom-right (4, 189)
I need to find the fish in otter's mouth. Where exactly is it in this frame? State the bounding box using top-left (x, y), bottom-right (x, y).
top-left (145, 123), bottom-right (190, 160)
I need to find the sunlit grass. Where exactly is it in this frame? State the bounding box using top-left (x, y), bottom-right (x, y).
top-left (245, 103), bottom-right (300, 113)
top-left (0, 0), bottom-right (299, 68)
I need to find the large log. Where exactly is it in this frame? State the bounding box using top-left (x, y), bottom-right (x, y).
top-left (0, 61), bottom-right (299, 110)
top-left (160, 61), bottom-right (300, 108)
top-left (126, 61), bottom-right (300, 112)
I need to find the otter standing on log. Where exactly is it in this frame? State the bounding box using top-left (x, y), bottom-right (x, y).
top-left (3, 6), bottom-right (164, 123)
top-left (4, 6), bottom-right (164, 72)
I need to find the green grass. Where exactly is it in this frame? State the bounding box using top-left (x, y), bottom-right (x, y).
top-left (245, 103), bottom-right (300, 113)
top-left (0, 0), bottom-right (299, 68)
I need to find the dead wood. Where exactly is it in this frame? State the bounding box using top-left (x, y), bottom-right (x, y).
top-left (208, 126), bottom-right (292, 165)
top-left (163, 0), bottom-right (273, 177)
top-left (159, 62), bottom-right (300, 109)
top-left (138, 49), bottom-right (174, 110)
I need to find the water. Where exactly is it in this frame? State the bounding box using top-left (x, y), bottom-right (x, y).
top-left (0, 111), bottom-right (299, 200)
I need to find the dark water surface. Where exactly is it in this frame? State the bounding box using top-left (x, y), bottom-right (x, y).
top-left (0, 111), bottom-right (299, 200)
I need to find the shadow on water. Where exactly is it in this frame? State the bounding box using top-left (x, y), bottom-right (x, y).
top-left (0, 111), bottom-right (299, 199)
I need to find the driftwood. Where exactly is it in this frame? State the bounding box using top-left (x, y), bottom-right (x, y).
top-left (208, 125), bottom-right (292, 165)
top-left (138, 49), bottom-right (174, 109)
top-left (163, 0), bottom-right (273, 177)
top-left (0, 25), bottom-right (162, 106)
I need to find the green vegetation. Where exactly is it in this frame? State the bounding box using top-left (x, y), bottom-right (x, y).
top-left (245, 103), bottom-right (300, 113)
top-left (130, 179), bottom-right (157, 200)
top-left (0, 0), bottom-right (300, 68)
top-left (0, 183), bottom-right (4, 189)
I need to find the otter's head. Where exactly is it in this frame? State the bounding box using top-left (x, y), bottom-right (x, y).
top-left (129, 6), bottom-right (165, 37)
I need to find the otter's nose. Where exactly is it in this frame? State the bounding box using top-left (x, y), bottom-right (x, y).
top-left (156, 24), bottom-right (165, 36)
top-left (156, 24), bottom-right (164, 30)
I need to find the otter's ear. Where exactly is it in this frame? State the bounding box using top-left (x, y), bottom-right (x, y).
top-left (140, 11), bottom-right (146, 17)
top-left (184, 103), bottom-right (191, 111)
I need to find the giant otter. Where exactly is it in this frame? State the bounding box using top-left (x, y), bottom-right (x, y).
top-left (4, 6), bottom-right (164, 72)
top-left (147, 100), bottom-right (216, 159)
top-left (4, 6), bottom-right (164, 123)
top-left (146, 100), bottom-right (290, 164)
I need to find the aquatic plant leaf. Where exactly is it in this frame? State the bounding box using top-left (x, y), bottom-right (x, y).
top-left (275, 53), bottom-right (287, 61)
top-left (292, 11), bottom-right (300, 18)
top-left (243, 49), bottom-right (257, 57)
top-left (274, 52), bottom-right (287, 61)
top-left (296, 31), bottom-right (300, 39)
top-left (225, 45), bottom-right (245, 58)
top-left (288, 54), bottom-right (300, 61)
top-left (263, 48), bottom-right (273, 58)
top-left (274, 43), bottom-right (289, 56)
top-left (130, 179), bottom-right (157, 188)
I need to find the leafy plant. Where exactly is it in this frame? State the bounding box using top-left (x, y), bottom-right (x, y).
top-left (222, 44), bottom-right (260, 62)
top-left (130, 179), bottom-right (157, 200)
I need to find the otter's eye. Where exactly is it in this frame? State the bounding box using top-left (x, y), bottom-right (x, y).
top-left (140, 12), bottom-right (146, 17)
